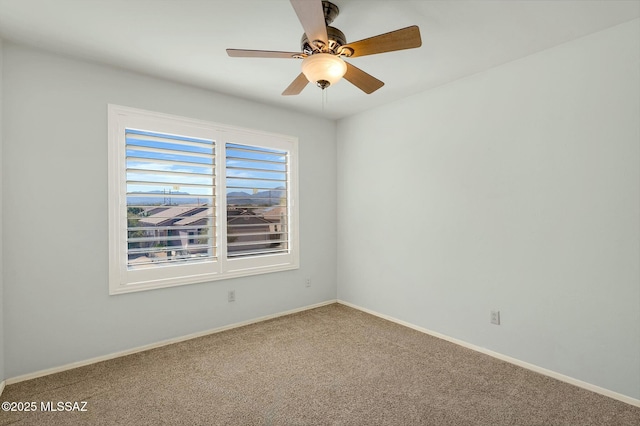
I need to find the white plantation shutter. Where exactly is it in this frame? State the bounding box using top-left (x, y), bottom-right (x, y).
top-left (125, 129), bottom-right (216, 268)
top-left (108, 105), bottom-right (299, 294)
top-left (225, 143), bottom-right (289, 258)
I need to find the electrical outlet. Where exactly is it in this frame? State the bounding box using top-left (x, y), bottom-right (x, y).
top-left (228, 290), bottom-right (236, 302)
top-left (305, 278), bottom-right (311, 288)
top-left (490, 310), bottom-right (500, 325)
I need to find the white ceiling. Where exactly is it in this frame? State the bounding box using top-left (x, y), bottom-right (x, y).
top-left (0, 0), bottom-right (638, 120)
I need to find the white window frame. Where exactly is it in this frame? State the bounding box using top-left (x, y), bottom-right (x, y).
top-left (108, 105), bottom-right (299, 295)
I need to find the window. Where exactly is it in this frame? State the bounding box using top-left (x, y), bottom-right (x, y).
top-left (108, 105), bottom-right (298, 294)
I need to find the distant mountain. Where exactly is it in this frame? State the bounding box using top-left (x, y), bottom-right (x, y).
top-left (127, 189), bottom-right (285, 206)
top-left (227, 189), bottom-right (285, 206)
top-left (127, 191), bottom-right (204, 206)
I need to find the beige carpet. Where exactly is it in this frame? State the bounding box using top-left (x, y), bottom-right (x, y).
top-left (1, 303), bottom-right (639, 425)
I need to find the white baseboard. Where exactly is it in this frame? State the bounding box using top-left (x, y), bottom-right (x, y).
top-left (337, 299), bottom-right (640, 408)
top-left (6, 299), bottom-right (337, 386)
top-left (0, 380), bottom-right (5, 397)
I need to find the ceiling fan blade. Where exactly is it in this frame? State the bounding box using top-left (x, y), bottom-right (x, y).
top-left (282, 73), bottom-right (309, 96)
top-left (226, 49), bottom-right (303, 59)
top-left (343, 62), bottom-right (384, 94)
top-left (290, 0), bottom-right (328, 48)
top-left (341, 25), bottom-right (422, 58)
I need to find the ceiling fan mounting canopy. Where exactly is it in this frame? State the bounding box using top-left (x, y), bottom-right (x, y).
top-left (226, 0), bottom-right (422, 96)
top-left (321, 0), bottom-right (340, 26)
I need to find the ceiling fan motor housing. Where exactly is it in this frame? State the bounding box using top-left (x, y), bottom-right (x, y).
top-left (301, 1), bottom-right (349, 55)
top-left (301, 26), bottom-right (347, 55)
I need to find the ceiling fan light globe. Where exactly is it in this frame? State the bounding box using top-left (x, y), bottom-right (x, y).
top-left (301, 53), bottom-right (347, 88)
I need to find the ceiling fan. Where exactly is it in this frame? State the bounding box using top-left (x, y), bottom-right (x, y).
top-left (226, 0), bottom-right (422, 95)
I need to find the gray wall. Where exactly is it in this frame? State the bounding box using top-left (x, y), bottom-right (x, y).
top-left (0, 38), bottom-right (5, 385)
top-left (2, 42), bottom-right (337, 378)
top-left (336, 20), bottom-right (640, 399)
